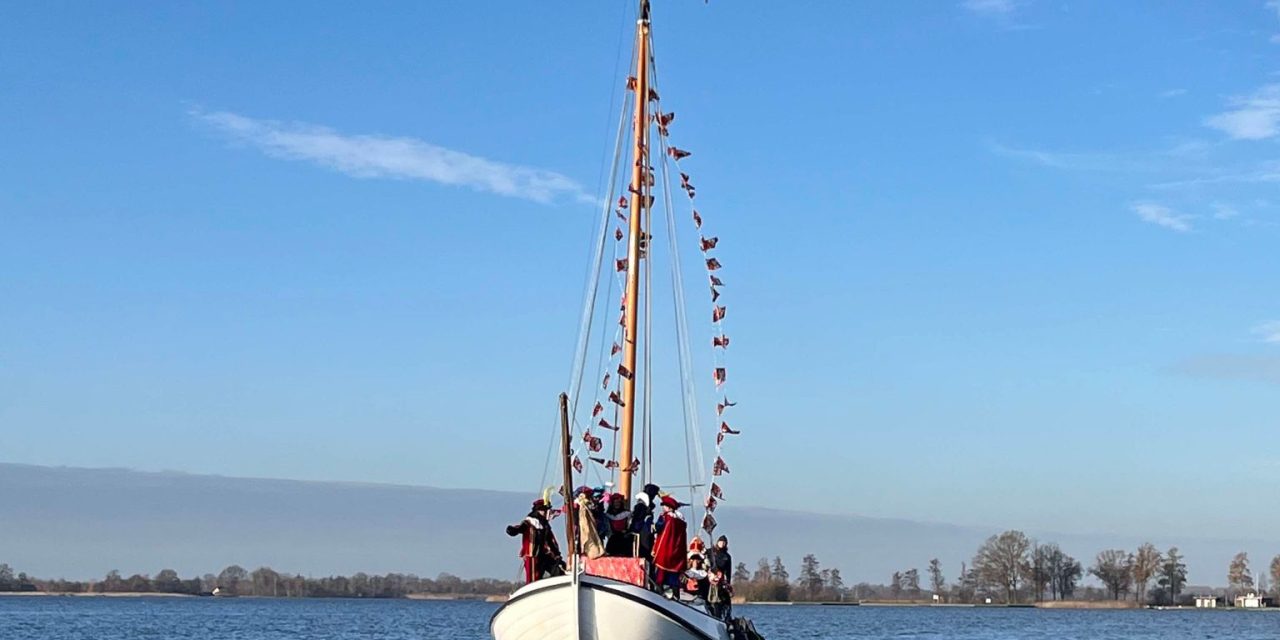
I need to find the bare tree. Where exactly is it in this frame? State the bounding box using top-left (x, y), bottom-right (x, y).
top-left (1157, 547), bottom-right (1187, 605)
top-left (1227, 552), bottom-right (1253, 598)
top-left (902, 568), bottom-right (921, 596)
top-left (1270, 555), bottom-right (1280, 599)
top-left (973, 530), bottom-right (1032, 603)
top-left (1131, 543), bottom-right (1162, 604)
top-left (890, 571), bottom-right (903, 600)
top-left (1029, 543), bottom-right (1052, 601)
top-left (927, 558), bottom-right (945, 599)
top-left (1090, 550), bottom-right (1133, 600)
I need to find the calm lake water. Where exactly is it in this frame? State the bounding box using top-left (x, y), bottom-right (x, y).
top-left (2, 596), bottom-right (1279, 640)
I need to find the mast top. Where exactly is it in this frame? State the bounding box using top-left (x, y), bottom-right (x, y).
top-left (639, 0), bottom-right (650, 23)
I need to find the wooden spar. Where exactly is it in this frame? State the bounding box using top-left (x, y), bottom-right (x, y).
top-left (618, 0), bottom-right (650, 501)
top-left (558, 392), bottom-right (577, 576)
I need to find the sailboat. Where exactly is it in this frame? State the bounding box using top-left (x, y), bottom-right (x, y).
top-left (490, 2), bottom-right (754, 640)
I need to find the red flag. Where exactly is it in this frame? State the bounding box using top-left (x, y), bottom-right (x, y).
top-left (611, 342), bottom-right (621, 356)
top-left (693, 210), bottom-right (702, 228)
top-left (705, 495), bottom-right (718, 512)
top-left (585, 434), bottom-right (603, 453)
top-left (713, 335), bottom-right (730, 348)
top-left (609, 390), bottom-right (625, 406)
top-left (716, 431), bottom-right (726, 446)
top-left (716, 402), bottom-right (726, 415)
top-left (712, 456), bottom-right (731, 476)
top-left (702, 513), bottom-right (718, 535)
top-left (700, 236), bottom-right (719, 251)
top-left (591, 457), bottom-right (620, 470)
top-left (616, 259), bottom-right (627, 272)
top-left (668, 147), bottom-right (691, 160)
top-left (598, 418), bottom-right (618, 431)
top-left (602, 373), bottom-right (611, 389)
top-left (713, 367), bottom-right (726, 386)
top-left (706, 257), bottom-right (722, 271)
top-left (710, 483), bottom-right (725, 500)
top-left (616, 209), bottom-right (625, 221)
top-left (617, 196), bottom-right (629, 209)
top-left (721, 397), bottom-right (737, 409)
top-left (573, 456), bottom-right (584, 473)
top-left (626, 77), bottom-right (637, 91)
top-left (648, 88), bottom-right (660, 102)
top-left (617, 364), bottom-right (633, 380)
top-left (656, 112), bottom-right (675, 128)
top-left (712, 306), bottom-right (726, 322)
top-left (720, 421), bottom-right (741, 436)
top-left (592, 402), bottom-right (604, 417)
top-left (709, 274), bottom-right (724, 287)
top-left (630, 457), bottom-right (641, 473)
top-left (615, 227), bottom-right (623, 241)
top-left (711, 286), bottom-right (721, 302)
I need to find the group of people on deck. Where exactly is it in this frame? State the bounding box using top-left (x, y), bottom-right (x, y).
top-left (506, 483), bottom-right (733, 619)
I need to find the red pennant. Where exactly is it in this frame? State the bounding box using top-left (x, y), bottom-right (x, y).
top-left (702, 513), bottom-right (718, 534)
top-left (709, 274), bottom-right (724, 287)
top-left (616, 209), bottom-right (625, 221)
top-left (712, 306), bottom-right (726, 322)
top-left (609, 390), bottom-right (625, 406)
top-left (713, 335), bottom-right (730, 348)
top-left (626, 77), bottom-right (637, 91)
top-left (585, 434), bottom-right (603, 453)
top-left (705, 495), bottom-right (718, 512)
top-left (615, 227), bottom-right (623, 241)
top-left (592, 402), bottom-right (604, 417)
top-left (700, 237), bottom-right (719, 252)
top-left (591, 457), bottom-right (620, 470)
top-left (668, 147), bottom-right (691, 160)
top-left (712, 456), bottom-right (731, 476)
top-left (617, 364), bottom-right (633, 380)
top-left (720, 421), bottom-right (741, 436)
top-left (706, 257), bottom-right (722, 271)
top-left (602, 373), bottom-right (611, 389)
top-left (573, 456), bottom-right (584, 473)
top-left (617, 196), bottom-right (628, 209)
top-left (713, 367), bottom-right (726, 386)
top-left (657, 112), bottom-right (675, 128)
top-left (611, 342), bottom-right (621, 356)
top-left (710, 483), bottom-right (725, 500)
top-left (616, 259), bottom-right (627, 272)
top-left (716, 432), bottom-right (726, 446)
top-left (598, 418), bottom-right (618, 432)
top-left (721, 397), bottom-right (737, 409)
top-left (693, 210), bottom-right (702, 228)
top-left (648, 88), bottom-right (660, 102)
top-left (711, 287), bottom-right (721, 302)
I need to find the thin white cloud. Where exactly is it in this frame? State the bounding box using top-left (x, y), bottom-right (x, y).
top-left (987, 142), bottom-right (1157, 172)
top-left (1204, 84), bottom-right (1280, 140)
top-left (1131, 202), bottom-right (1193, 232)
top-left (1159, 88), bottom-right (1188, 99)
top-left (191, 109), bottom-right (594, 205)
top-left (1211, 203), bottom-right (1240, 220)
top-left (963, 0), bottom-right (1016, 14)
top-left (1255, 321), bottom-right (1280, 344)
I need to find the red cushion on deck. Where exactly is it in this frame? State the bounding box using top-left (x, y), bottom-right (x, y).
top-left (583, 556), bottom-right (647, 587)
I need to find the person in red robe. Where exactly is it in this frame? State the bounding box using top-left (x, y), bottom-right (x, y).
top-left (505, 499), bottom-right (563, 583)
top-left (651, 495), bottom-right (688, 596)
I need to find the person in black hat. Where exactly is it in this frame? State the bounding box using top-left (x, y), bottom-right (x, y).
top-left (505, 499), bottom-right (564, 583)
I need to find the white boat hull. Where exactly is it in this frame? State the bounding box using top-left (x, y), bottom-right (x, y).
top-left (490, 575), bottom-right (730, 640)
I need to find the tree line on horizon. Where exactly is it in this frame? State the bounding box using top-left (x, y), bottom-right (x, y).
top-left (0, 563), bottom-right (515, 598)
top-left (729, 531), bottom-right (1280, 605)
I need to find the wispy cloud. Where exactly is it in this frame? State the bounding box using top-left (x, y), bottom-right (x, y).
top-left (1131, 202), bottom-right (1193, 232)
top-left (987, 142), bottom-right (1158, 172)
top-left (1254, 321), bottom-right (1280, 344)
top-left (1169, 354), bottom-right (1280, 385)
top-left (1211, 203), bottom-right (1240, 220)
top-left (963, 0), bottom-right (1016, 14)
top-left (191, 109), bottom-right (594, 205)
top-left (1159, 88), bottom-right (1188, 99)
top-left (1204, 84), bottom-right (1280, 140)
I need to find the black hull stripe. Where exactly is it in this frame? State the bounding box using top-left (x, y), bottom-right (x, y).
top-left (489, 579), bottom-right (722, 640)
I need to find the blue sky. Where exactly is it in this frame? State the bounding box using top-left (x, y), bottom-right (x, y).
top-left (3, 1), bottom-right (1279, 539)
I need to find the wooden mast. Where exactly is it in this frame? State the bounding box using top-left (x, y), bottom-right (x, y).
top-left (558, 392), bottom-right (577, 576)
top-left (618, 0), bottom-right (651, 501)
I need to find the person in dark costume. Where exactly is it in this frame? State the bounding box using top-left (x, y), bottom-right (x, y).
top-left (603, 492), bottom-right (633, 556)
top-left (630, 483), bottom-right (661, 560)
top-left (706, 535), bottom-right (733, 619)
top-left (505, 499), bottom-right (564, 583)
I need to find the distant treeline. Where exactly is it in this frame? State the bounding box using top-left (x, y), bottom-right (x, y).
top-left (0, 563), bottom-right (516, 598)
top-left (734, 531), bottom-right (1280, 606)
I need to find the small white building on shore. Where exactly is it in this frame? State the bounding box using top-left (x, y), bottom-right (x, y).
top-left (1194, 595), bottom-right (1219, 608)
